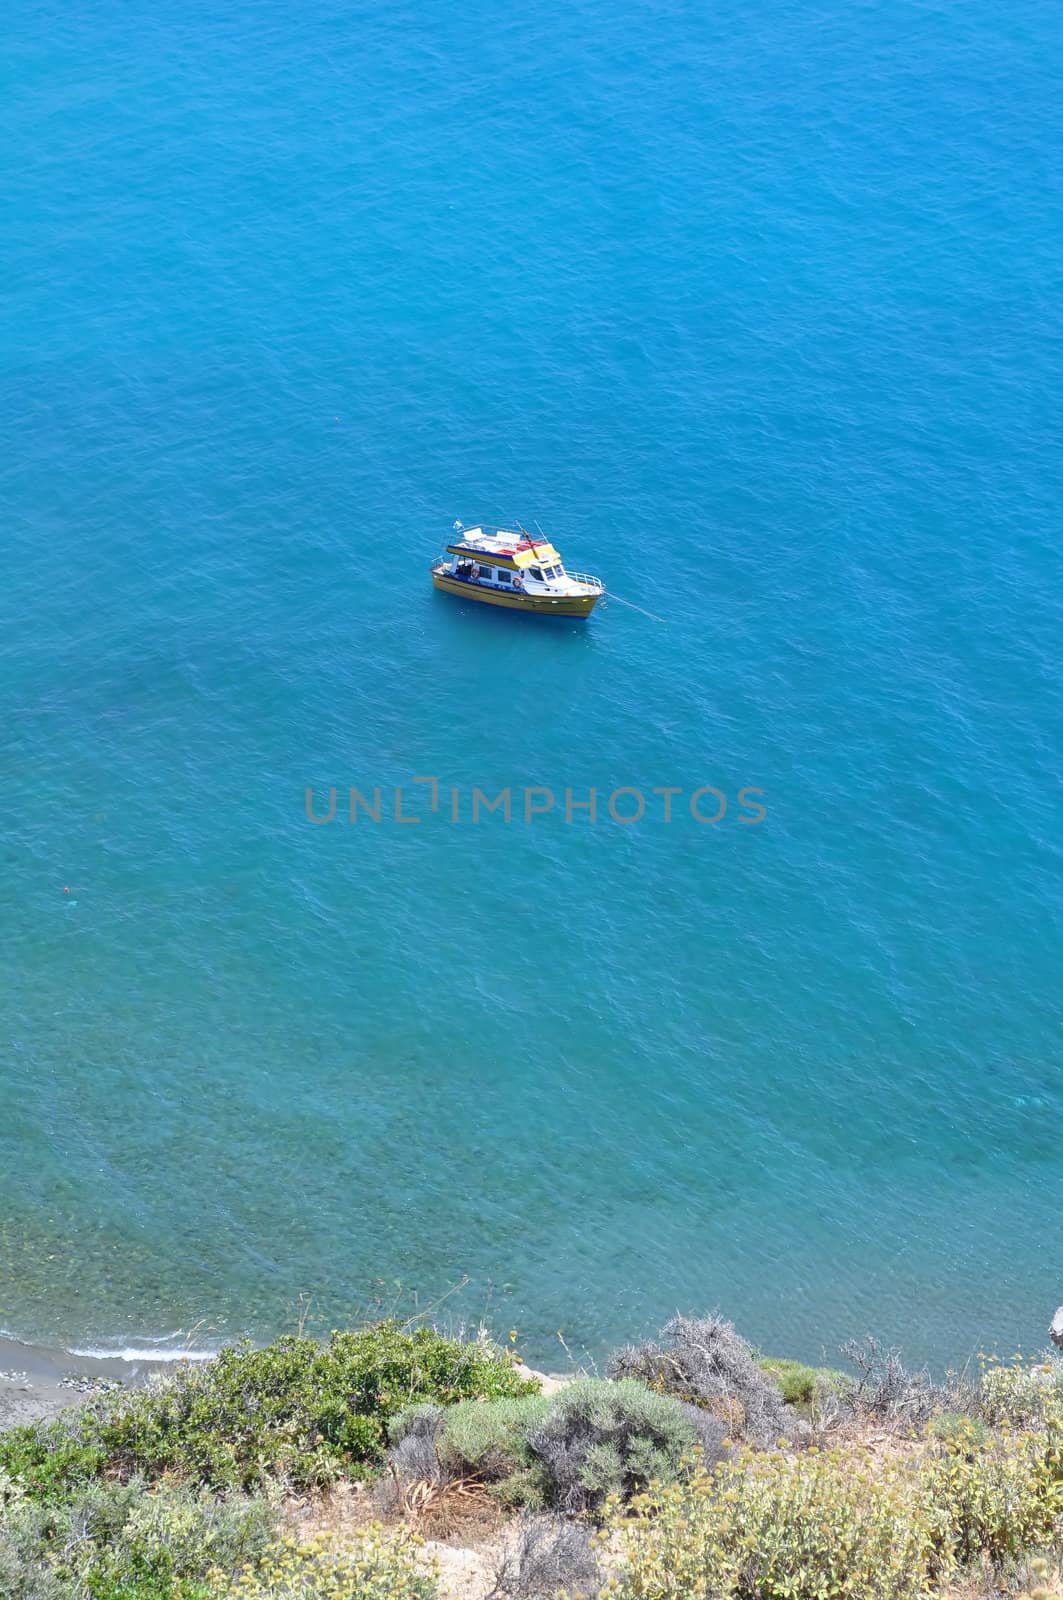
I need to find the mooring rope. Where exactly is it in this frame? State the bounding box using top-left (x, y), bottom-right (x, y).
top-left (604, 593), bottom-right (668, 623)
top-left (524, 521), bottom-right (666, 623)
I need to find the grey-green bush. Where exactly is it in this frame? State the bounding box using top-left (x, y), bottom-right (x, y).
top-left (525, 1378), bottom-right (701, 1516)
top-left (390, 1381), bottom-right (708, 1516)
top-left (676, 1401), bottom-right (731, 1466)
top-left (439, 1396), bottom-right (551, 1481)
top-left (388, 1403), bottom-right (446, 1482)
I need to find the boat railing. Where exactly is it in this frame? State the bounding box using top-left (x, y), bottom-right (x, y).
top-left (567, 570), bottom-right (605, 592)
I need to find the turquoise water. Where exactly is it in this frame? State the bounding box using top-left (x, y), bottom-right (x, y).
top-left (3, 0), bottom-right (1062, 1369)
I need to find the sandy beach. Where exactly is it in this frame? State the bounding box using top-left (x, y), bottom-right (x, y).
top-left (0, 1337), bottom-right (188, 1430)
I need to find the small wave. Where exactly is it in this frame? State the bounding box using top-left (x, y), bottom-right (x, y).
top-left (67, 1344), bottom-right (217, 1364)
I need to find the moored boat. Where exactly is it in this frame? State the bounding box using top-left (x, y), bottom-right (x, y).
top-left (431, 525), bottom-right (605, 618)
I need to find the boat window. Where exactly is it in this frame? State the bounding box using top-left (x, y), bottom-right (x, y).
top-left (477, 566), bottom-right (494, 581)
top-left (529, 566), bottom-right (543, 580)
top-left (496, 569), bottom-right (512, 583)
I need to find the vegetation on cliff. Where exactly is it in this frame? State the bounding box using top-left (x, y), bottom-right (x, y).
top-left (0, 1324), bottom-right (535, 1499)
top-left (3, 1313), bottom-right (1063, 1600)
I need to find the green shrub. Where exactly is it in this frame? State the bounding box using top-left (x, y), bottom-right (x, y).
top-left (435, 1395), bottom-right (553, 1510)
top-left (527, 1379), bottom-right (700, 1516)
top-left (930, 1411), bottom-right (991, 1450)
top-left (0, 1324), bottom-right (535, 1497)
top-left (0, 1425), bottom-right (106, 1502)
top-left (224, 1528), bottom-right (436, 1600)
top-left (438, 1395), bottom-right (551, 1479)
top-left (756, 1359), bottom-right (818, 1406)
top-left (0, 1477), bottom-right (275, 1600)
top-left (757, 1359), bottom-right (853, 1410)
top-left (92, 1480), bottom-right (274, 1590)
top-left (0, 1466), bottom-right (26, 1513)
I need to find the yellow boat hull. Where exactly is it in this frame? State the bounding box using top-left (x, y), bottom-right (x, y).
top-left (431, 567), bottom-right (601, 617)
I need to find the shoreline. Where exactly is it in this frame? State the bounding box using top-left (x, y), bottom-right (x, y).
top-left (0, 1336), bottom-right (215, 1430)
top-left (0, 1334), bottom-right (572, 1432)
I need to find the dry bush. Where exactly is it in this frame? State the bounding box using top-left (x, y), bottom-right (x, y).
top-left (608, 1315), bottom-right (788, 1446)
top-left (676, 1402), bottom-right (732, 1466)
top-left (487, 1511), bottom-right (602, 1599)
top-left (808, 1371), bottom-right (858, 1439)
top-left (841, 1337), bottom-right (974, 1434)
top-left (1015, 1556), bottom-right (1063, 1599)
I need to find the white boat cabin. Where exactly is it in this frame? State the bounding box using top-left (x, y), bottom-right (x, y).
top-left (443, 527), bottom-right (602, 598)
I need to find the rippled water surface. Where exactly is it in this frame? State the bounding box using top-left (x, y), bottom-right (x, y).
top-left (2, 0), bottom-right (1062, 1366)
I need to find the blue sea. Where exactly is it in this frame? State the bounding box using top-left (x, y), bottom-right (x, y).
top-left (3, 0), bottom-right (1062, 1372)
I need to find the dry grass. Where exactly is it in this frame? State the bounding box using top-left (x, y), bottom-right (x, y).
top-left (399, 1476), bottom-right (503, 1541)
top-left (283, 1478), bottom-right (379, 1544)
top-left (940, 1554), bottom-right (1063, 1600)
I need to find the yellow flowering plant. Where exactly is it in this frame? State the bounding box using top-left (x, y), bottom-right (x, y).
top-left (214, 1527), bottom-right (436, 1600)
